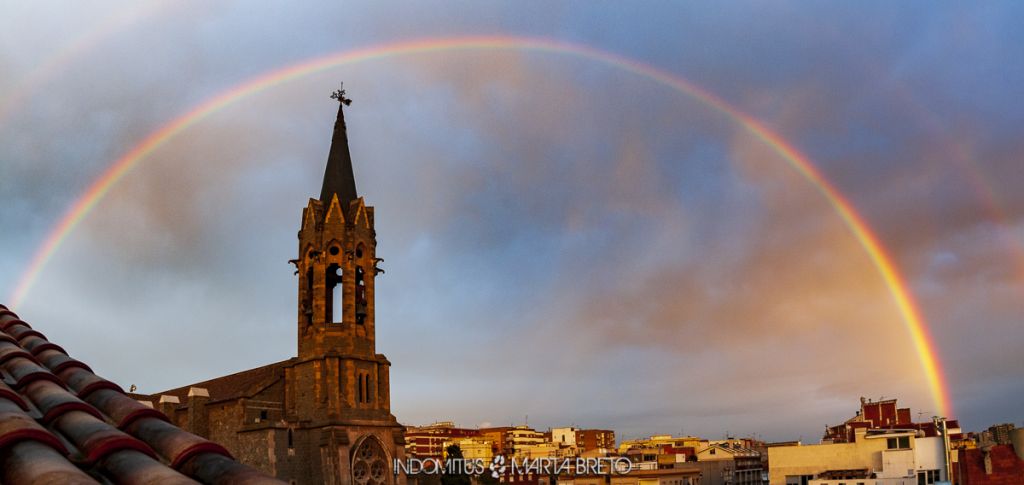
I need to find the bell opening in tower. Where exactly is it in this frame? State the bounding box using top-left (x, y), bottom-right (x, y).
top-left (355, 266), bottom-right (366, 325)
top-left (327, 263), bottom-right (343, 324)
top-left (304, 268), bottom-right (313, 327)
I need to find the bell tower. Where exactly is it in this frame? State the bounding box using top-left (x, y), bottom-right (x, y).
top-left (295, 86), bottom-right (381, 361)
top-left (145, 87), bottom-right (404, 484)
top-left (280, 87), bottom-right (403, 485)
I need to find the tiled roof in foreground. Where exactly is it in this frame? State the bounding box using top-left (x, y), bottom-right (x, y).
top-left (0, 304), bottom-right (285, 484)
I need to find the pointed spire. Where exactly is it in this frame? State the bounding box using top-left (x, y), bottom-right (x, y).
top-left (320, 85), bottom-right (358, 207)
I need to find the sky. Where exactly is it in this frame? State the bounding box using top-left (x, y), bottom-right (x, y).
top-left (1, 1), bottom-right (1022, 442)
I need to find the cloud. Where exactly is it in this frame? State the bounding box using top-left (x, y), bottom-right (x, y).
top-left (1, 2), bottom-right (1023, 442)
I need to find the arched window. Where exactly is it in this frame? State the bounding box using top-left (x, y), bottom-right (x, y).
top-left (326, 263), bottom-right (342, 323)
top-left (357, 373), bottom-right (373, 404)
top-left (351, 436), bottom-right (389, 485)
top-left (355, 266), bottom-right (366, 325)
top-left (366, 374), bottom-right (373, 403)
top-left (358, 373), bottom-right (364, 403)
top-left (304, 268), bottom-right (314, 326)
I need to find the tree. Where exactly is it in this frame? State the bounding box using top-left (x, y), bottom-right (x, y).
top-left (442, 445), bottom-right (472, 485)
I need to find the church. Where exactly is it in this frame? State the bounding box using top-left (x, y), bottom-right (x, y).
top-left (134, 89), bottom-right (406, 485)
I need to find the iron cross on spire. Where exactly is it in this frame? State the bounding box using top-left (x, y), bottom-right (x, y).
top-left (330, 82), bottom-right (352, 106)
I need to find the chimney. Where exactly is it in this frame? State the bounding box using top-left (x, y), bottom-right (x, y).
top-left (187, 387), bottom-right (210, 438)
top-left (158, 395), bottom-right (180, 422)
top-left (1011, 428), bottom-right (1024, 461)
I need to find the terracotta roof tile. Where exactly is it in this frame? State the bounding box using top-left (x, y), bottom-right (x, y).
top-left (0, 306), bottom-right (285, 484)
top-left (0, 439), bottom-right (97, 484)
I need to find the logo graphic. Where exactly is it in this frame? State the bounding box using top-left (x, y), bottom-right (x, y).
top-left (489, 455), bottom-right (507, 478)
top-left (394, 456), bottom-right (631, 477)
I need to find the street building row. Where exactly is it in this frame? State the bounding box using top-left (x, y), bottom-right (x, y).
top-left (404, 397), bottom-right (1024, 485)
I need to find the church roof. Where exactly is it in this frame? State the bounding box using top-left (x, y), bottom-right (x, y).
top-left (0, 304), bottom-right (284, 484)
top-left (146, 359), bottom-right (291, 406)
top-left (320, 96), bottom-right (359, 208)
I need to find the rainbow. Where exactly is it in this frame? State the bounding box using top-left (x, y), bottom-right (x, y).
top-left (5, 36), bottom-right (953, 417)
top-left (881, 78), bottom-right (1024, 281)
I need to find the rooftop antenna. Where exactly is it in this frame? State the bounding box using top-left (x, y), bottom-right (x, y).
top-left (330, 82), bottom-right (352, 106)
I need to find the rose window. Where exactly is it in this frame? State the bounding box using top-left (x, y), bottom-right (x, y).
top-left (352, 436), bottom-right (388, 485)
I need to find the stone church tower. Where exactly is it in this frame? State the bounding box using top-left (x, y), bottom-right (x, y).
top-left (287, 89), bottom-right (405, 483)
top-left (137, 92), bottom-right (406, 485)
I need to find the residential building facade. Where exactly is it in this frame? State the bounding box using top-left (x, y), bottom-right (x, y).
top-left (768, 429), bottom-right (947, 485)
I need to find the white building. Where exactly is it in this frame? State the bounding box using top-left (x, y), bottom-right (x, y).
top-left (769, 429), bottom-right (948, 485)
top-left (552, 427), bottom-right (579, 447)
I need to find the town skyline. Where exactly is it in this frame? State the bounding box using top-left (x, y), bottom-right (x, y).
top-left (2, 1), bottom-right (1023, 445)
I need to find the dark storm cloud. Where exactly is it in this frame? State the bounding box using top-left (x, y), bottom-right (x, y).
top-left (1, 1), bottom-right (1022, 441)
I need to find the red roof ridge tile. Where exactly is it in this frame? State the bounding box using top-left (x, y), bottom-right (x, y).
top-left (0, 308), bottom-right (285, 484)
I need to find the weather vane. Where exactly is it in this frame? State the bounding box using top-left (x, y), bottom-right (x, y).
top-left (330, 82), bottom-right (352, 106)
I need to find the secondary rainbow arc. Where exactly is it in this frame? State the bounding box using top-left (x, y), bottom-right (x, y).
top-left (5, 35), bottom-right (953, 418)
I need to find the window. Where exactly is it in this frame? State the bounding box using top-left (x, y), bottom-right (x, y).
top-left (366, 374), bottom-right (373, 403)
top-left (304, 269), bottom-right (314, 326)
top-left (917, 470), bottom-right (939, 484)
top-left (355, 266), bottom-right (367, 325)
top-left (357, 373), bottom-right (374, 404)
top-left (288, 428), bottom-right (294, 449)
top-left (259, 409), bottom-right (268, 421)
top-left (352, 437), bottom-right (388, 485)
top-left (887, 436), bottom-right (911, 449)
top-left (327, 263), bottom-right (343, 323)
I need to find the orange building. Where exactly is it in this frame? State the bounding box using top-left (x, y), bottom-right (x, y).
top-left (576, 429), bottom-right (616, 453)
top-left (404, 421), bottom-right (480, 460)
